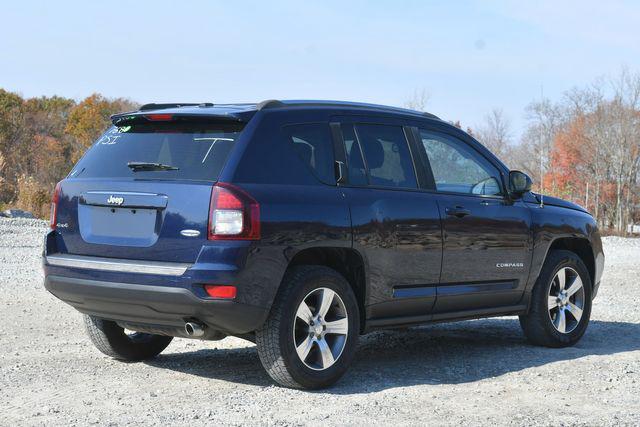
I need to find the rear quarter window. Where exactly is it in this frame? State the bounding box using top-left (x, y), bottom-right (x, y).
top-left (70, 121), bottom-right (243, 181)
top-left (284, 123), bottom-right (335, 185)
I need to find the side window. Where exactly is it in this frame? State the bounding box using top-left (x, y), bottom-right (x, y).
top-left (340, 124), bottom-right (367, 185)
top-left (354, 124), bottom-right (418, 189)
top-left (284, 123), bottom-right (335, 185)
top-left (419, 130), bottom-right (502, 196)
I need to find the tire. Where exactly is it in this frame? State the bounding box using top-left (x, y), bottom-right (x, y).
top-left (83, 315), bottom-right (173, 361)
top-left (255, 266), bottom-right (360, 389)
top-left (519, 250), bottom-right (593, 348)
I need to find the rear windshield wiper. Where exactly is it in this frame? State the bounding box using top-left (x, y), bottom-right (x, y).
top-left (127, 161), bottom-right (179, 172)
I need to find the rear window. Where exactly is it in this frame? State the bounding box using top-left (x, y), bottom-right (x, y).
top-left (69, 121), bottom-right (243, 181)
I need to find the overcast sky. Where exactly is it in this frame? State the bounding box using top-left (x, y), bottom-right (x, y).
top-left (2, 1), bottom-right (639, 139)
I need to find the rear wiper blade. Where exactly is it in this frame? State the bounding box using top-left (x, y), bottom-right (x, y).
top-left (127, 161), bottom-right (179, 172)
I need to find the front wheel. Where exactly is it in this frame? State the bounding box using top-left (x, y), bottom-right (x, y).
top-left (83, 315), bottom-right (173, 361)
top-left (519, 250), bottom-right (593, 347)
top-left (256, 266), bottom-right (360, 389)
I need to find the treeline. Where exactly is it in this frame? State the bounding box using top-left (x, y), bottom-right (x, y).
top-left (0, 90), bottom-right (137, 217)
top-left (470, 69), bottom-right (640, 233)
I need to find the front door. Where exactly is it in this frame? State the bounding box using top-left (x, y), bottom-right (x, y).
top-left (416, 127), bottom-right (531, 313)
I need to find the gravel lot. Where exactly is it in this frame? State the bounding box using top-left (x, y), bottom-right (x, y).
top-left (1, 218), bottom-right (639, 426)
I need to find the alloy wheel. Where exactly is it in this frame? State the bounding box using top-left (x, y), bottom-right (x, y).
top-left (547, 267), bottom-right (585, 334)
top-left (293, 287), bottom-right (349, 370)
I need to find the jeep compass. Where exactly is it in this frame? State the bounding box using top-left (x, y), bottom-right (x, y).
top-left (43, 100), bottom-right (605, 389)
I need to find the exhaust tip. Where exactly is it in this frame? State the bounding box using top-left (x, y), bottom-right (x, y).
top-left (184, 321), bottom-right (205, 337)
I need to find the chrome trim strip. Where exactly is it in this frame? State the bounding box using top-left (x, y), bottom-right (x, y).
top-left (85, 191), bottom-right (160, 196)
top-left (45, 254), bottom-right (190, 276)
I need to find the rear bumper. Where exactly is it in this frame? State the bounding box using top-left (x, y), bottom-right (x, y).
top-left (44, 274), bottom-right (269, 336)
top-left (42, 227), bottom-right (278, 336)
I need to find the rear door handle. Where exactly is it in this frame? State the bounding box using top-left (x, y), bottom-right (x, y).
top-left (445, 206), bottom-right (471, 218)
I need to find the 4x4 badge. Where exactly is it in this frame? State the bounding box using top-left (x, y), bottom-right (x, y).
top-left (106, 195), bottom-right (124, 205)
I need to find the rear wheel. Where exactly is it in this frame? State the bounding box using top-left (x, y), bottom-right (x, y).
top-left (83, 315), bottom-right (173, 361)
top-left (255, 266), bottom-right (360, 389)
top-left (519, 250), bottom-right (592, 347)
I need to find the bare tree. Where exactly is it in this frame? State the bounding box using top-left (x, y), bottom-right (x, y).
top-left (463, 69), bottom-right (640, 233)
top-left (519, 69), bottom-right (640, 232)
top-left (404, 88), bottom-right (430, 112)
top-left (510, 130), bottom-right (541, 179)
top-left (474, 108), bottom-right (512, 160)
top-left (520, 98), bottom-right (567, 193)
top-left (608, 68), bottom-right (640, 232)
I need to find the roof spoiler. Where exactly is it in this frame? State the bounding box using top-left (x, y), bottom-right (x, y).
top-left (139, 103), bottom-right (214, 111)
top-left (108, 102), bottom-right (251, 124)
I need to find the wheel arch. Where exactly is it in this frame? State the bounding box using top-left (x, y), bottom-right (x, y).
top-left (546, 237), bottom-right (595, 288)
top-left (284, 247), bottom-right (367, 331)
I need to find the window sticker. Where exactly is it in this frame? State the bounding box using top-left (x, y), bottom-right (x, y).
top-left (194, 137), bottom-right (235, 163)
top-left (98, 134), bottom-right (121, 145)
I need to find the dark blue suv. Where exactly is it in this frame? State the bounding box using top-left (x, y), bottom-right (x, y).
top-left (44, 100), bottom-right (605, 388)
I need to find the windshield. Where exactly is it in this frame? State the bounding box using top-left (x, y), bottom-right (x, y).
top-left (70, 121), bottom-right (243, 181)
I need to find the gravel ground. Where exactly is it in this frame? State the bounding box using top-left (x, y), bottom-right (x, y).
top-left (1, 218), bottom-right (639, 426)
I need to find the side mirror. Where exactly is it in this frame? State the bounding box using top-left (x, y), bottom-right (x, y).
top-left (509, 170), bottom-right (532, 197)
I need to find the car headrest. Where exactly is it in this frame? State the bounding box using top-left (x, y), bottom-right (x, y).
top-left (362, 139), bottom-right (385, 169)
top-left (348, 144), bottom-right (362, 166)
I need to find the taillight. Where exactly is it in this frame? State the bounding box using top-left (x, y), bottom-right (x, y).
top-left (208, 183), bottom-right (260, 240)
top-left (50, 181), bottom-right (62, 230)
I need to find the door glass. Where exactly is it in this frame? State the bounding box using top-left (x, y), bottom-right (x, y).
top-left (355, 124), bottom-right (418, 189)
top-left (419, 130), bottom-right (502, 196)
top-left (341, 124), bottom-right (368, 185)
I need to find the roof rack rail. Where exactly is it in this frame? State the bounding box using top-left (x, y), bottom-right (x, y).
top-left (139, 103), bottom-right (213, 111)
top-left (422, 112), bottom-right (439, 119)
top-left (255, 99), bottom-right (440, 119)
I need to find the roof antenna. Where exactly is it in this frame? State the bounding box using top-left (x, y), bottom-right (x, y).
top-left (539, 84), bottom-right (545, 209)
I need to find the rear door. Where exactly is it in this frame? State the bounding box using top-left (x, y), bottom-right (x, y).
top-left (414, 127), bottom-right (531, 313)
top-left (54, 118), bottom-right (243, 262)
top-left (334, 117), bottom-right (442, 321)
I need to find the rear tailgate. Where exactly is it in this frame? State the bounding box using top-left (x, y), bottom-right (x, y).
top-left (55, 179), bottom-right (213, 263)
top-left (51, 117), bottom-right (244, 263)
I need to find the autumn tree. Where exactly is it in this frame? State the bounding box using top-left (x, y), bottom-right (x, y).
top-left (0, 90), bottom-right (137, 215)
top-left (0, 89), bottom-right (28, 204)
top-left (544, 117), bottom-right (590, 202)
top-left (507, 70), bottom-right (640, 232)
top-left (65, 94), bottom-right (137, 162)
